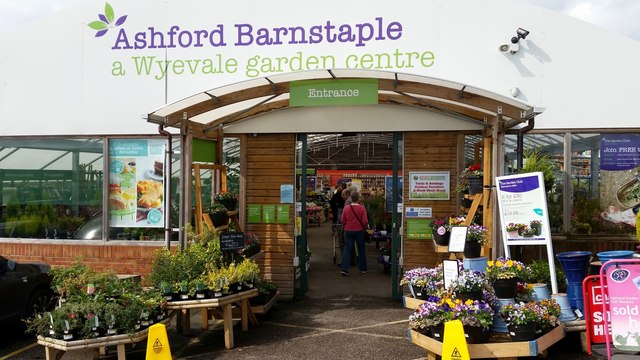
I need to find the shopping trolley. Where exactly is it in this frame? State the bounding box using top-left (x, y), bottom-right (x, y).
top-left (331, 224), bottom-right (358, 265)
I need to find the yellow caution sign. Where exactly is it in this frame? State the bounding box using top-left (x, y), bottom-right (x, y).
top-left (146, 323), bottom-right (172, 360)
top-left (442, 320), bottom-right (470, 360)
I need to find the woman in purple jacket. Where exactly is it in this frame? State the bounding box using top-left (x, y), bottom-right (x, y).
top-left (339, 192), bottom-right (368, 276)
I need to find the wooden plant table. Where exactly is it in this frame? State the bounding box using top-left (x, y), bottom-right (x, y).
top-left (37, 316), bottom-right (172, 360)
top-left (251, 290), bottom-right (280, 315)
top-left (409, 324), bottom-right (566, 360)
top-left (164, 288), bottom-right (258, 349)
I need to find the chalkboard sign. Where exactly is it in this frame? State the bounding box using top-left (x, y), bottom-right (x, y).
top-left (220, 232), bottom-right (245, 251)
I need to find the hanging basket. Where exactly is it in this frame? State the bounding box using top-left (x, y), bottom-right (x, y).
top-left (432, 227), bottom-right (450, 246)
top-left (210, 212), bottom-right (229, 227)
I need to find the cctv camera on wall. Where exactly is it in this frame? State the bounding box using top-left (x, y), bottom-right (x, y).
top-left (510, 43), bottom-right (519, 54)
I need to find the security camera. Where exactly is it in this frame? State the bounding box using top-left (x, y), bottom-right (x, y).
top-left (509, 43), bottom-right (519, 54)
top-left (498, 44), bottom-right (510, 53)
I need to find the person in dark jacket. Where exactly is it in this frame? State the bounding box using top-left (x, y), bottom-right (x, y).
top-left (330, 182), bottom-right (347, 224)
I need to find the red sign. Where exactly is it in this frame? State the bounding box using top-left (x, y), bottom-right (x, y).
top-left (584, 276), bottom-right (610, 344)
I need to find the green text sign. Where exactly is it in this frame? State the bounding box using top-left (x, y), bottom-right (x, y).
top-left (290, 79), bottom-right (378, 107)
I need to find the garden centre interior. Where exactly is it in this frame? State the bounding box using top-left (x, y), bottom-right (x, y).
top-left (1, 0), bottom-right (639, 305)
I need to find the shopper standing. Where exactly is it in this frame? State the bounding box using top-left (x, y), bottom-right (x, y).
top-left (329, 182), bottom-right (346, 224)
top-left (339, 192), bottom-right (368, 276)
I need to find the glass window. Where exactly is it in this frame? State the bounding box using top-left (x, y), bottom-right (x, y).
top-left (0, 138), bottom-right (103, 239)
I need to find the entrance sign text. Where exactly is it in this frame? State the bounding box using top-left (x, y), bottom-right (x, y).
top-left (290, 79), bottom-right (378, 106)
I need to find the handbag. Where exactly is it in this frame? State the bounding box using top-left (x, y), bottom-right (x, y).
top-left (349, 204), bottom-right (372, 243)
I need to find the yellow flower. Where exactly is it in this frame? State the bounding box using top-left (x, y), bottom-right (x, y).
top-left (496, 260), bottom-right (504, 267)
top-left (516, 265), bottom-right (522, 271)
top-left (506, 260), bottom-right (514, 267)
top-left (464, 299), bottom-right (474, 305)
top-left (487, 260), bottom-right (494, 266)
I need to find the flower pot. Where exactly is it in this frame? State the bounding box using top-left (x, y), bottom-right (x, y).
top-left (556, 251), bottom-right (591, 315)
top-left (429, 324), bottom-right (445, 342)
top-left (432, 227), bottom-right (450, 246)
top-left (596, 250), bottom-right (634, 263)
top-left (492, 277), bottom-right (519, 299)
top-left (467, 176), bottom-right (483, 195)
top-left (218, 199), bottom-right (237, 211)
top-left (507, 230), bottom-right (519, 239)
top-left (508, 323), bottom-right (537, 341)
top-left (463, 256), bottom-right (488, 273)
top-left (531, 224), bottom-right (542, 236)
top-left (463, 241), bottom-right (482, 258)
top-left (210, 212), bottom-right (229, 227)
top-left (491, 298), bottom-right (514, 333)
top-left (456, 289), bottom-right (484, 302)
top-left (530, 283), bottom-right (551, 301)
top-left (464, 325), bottom-right (490, 344)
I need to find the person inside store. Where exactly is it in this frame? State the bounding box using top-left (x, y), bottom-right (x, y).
top-left (340, 191), bottom-right (368, 276)
top-left (330, 182), bottom-right (346, 224)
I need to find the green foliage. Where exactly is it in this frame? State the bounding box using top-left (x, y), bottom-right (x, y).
top-left (521, 147), bottom-right (556, 191)
top-left (521, 260), bottom-right (567, 293)
top-left (363, 194), bottom-right (386, 228)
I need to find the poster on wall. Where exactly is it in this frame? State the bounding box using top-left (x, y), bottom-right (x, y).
top-left (604, 262), bottom-right (640, 352)
top-left (108, 139), bottom-right (166, 228)
top-left (406, 219), bottom-right (432, 239)
top-left (599, 134), bottom-right (640, 229)
top-left (408, 172), bottom-right (450, 200)
top-left (385, 176), bottom-right (403, 212)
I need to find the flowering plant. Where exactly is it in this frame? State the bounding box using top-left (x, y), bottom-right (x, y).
top-left (449, 215), bottom-right (466, 227)
top-left (431, 216), bottom-right (451, 232)
top-left (485, 257), bottom-right (529, 281)
top-left (456, 299), bottom-right (495, 329)
top-left (515, 282), bottom-right (534, 303)
top-left (531, 299), bottom-right (562, 330)
top-left (409, 296), bottom-right (450, 330)
top-left (530, 220), bottom-right (542, 227)
top-left (400, 265), bottom-right (446, 298)
top-left (499, 301), bottom-right (539, 326)
top-left (455, 164), bottom-right (484, 193)
top-left (213, 191), bottom-right (238, 202)
top-left (466, 224), bottom-right (488, 245)
top-left (448, 269), bottom-right (487, 293)
top-left (207, 203), bottom-right (228, 215)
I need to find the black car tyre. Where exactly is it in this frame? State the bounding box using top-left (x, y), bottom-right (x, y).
top-left (24, 287), bottom-right (54, 319)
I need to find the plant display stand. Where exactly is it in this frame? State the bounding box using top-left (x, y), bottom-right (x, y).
top-left (164, 288), bottom-right (258, 349)
top-left (37, 316), bottom-right (173, 360)
top-left (251, 290), bottom-right (280, 315)
top-left (408, 324), bottom-right (565, 360)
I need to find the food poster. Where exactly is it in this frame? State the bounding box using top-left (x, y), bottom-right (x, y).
top-left (496, 172), bottom-right (551, 245)
top-left (599, 134), bottom-right (640, 228)
top-left (108, 139), bottom-right (166, 228)
top-left (604, 262), bottom-right (640, 351)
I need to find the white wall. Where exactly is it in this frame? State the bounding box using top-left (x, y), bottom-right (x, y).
top-left (1, 0), bottom-right (639, 136)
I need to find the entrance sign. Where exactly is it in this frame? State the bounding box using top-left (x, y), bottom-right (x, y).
top-left (496, 172), bottom-right (557, 293)
top-left (603, 261), bottom-right (640, 352)
top-left (408, 172), bottom-right (450, 200)
top-left (289, 79), bottom-right (378, 106)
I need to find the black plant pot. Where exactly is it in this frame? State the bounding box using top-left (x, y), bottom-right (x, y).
top-left (464, 325), bottom-right (490, 344)
top-left (432, 228), bottom-right (450, 246)
top-left (463, 241), bottom-right (482, 258)
top-left (508, 323), bottom-right (537, 341)
top-left (467, 176), bottom-right (483, 195)
top-left (210, 212), bottom-right (229, 227)
top-left (492, 277), bottom-right (519, 299)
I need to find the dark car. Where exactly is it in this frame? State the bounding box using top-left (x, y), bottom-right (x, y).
top-left (0, 255), bottom-right (54, 325)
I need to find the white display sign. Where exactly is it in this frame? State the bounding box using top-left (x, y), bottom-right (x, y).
top-left (495, 172), bottom-right (557, 293)
top-left (404, 207), bottom-right (432, 218)
top-left (448, 226), bottom-right (468, 253)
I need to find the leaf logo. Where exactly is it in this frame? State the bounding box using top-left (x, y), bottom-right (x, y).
top-left (87, 3), bottom-right (127, 37)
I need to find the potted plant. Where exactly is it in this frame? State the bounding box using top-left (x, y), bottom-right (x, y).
top-left (449, 269), bottom-right (489, 302)
top-left (213, 191), bottom-right (238, 211)
top-left (505, 223), bottom-right (521, 238)
top-left (520, 147), bottom-right (556, 192)
top-left (207, 203), bottom-right (229, 227)
top-left (205, 267), bottom-right (229, 298)
top-left (485, 257), bottom-right (530, 299)
top-left (250, 278), bottom-right (278, 306)
top-left (408, 297), bottom-right (450, 336)
top-left (400, 265), bottom-right (446, 300)
top-left (455, 164), bottom-right (484, 195)
top-left (431, 216), bottom-right (451, 246)
top-left (498, 301), bottom-right (541, 341)
top-left (463, 223), bottom-right (487, 258)
top-left (456, 300), bottom-right (495, 343)
top-left (529, 220), bottom-right (542, 235)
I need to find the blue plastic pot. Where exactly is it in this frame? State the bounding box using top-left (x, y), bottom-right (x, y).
top-left (556, 251), bottom-right (592, 318)
top-left (556, 251), bottom-right (592, 282)
top-left (596, 250), bottom-right (634, 263)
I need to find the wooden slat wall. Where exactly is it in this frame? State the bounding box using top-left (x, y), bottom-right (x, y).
top-left (244, 134), bottom-right (296, 299)
top-left (403, 132), bottom-right (459, 270)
